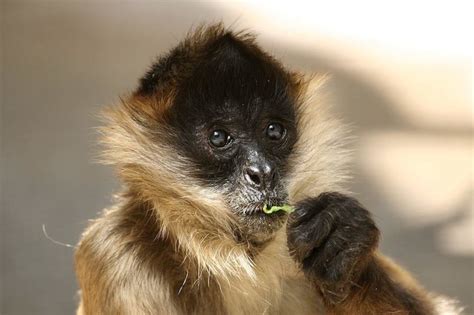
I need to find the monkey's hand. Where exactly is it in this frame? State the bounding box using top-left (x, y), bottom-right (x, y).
top-left (287, 192), bottom-right (435, 315)
top-left (287, 192), bottom-right (379, 305)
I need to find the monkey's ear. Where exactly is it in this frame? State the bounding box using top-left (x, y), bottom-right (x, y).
top-left (131, 58), bottom-right (182, 118)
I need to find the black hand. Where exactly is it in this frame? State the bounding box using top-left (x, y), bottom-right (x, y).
top-left (287, 192), bottom-right (380, 304)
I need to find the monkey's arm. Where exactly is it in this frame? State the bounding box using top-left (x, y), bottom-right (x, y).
top-left (323, 253), bottom-right (435, 315)
top-left (287, 192), bottom-right (435, 315)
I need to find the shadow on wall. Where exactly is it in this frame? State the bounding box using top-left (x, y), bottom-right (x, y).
top-left (2, 1), bottom-right (472, 314)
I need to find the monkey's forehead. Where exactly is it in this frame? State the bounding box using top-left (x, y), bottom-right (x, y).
top-left (173, 35), bottom-right (296, 121)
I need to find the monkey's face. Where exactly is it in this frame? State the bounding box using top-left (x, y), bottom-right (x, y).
top-left (165, 36), bottom-right (299, 243)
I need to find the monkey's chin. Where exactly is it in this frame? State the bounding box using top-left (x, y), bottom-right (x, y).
top-left (235, 206), bottom-right (287, 244)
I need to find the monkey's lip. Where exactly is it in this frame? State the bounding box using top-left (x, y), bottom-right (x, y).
top-left (244, 199), bottom-right (288, 216)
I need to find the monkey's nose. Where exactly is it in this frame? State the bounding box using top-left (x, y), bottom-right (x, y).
top-left (244, 164), bottom-right (276, 190)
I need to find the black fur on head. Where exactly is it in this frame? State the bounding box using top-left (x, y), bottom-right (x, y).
top-left (135, 24), bottom-right (306, 243)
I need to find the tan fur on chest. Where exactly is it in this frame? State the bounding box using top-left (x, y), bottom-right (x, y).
top-left (217, 230), bottom-right (323, 315)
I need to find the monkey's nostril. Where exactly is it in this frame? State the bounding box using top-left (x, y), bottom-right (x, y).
top-left (249, 173), bottom-right (261, 186)
top-left (245, 168), bottom-right (262, 187)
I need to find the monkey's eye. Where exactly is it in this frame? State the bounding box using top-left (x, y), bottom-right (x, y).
top-left (209, 130), bottom-right (232, 148)
top-left (266, 123), bottom-right (285, 141)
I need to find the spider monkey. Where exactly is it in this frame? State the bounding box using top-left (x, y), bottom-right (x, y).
top-left (75, 24), bottom-right (460, 315)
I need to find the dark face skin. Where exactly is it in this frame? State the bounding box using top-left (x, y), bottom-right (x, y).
top-left (166, 35), bottom-right (298, 243)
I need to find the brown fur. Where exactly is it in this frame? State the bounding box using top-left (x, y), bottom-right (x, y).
top-left (75, 24), bottom-right (461, 315)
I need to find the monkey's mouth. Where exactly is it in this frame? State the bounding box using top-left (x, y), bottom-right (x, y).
top-left (226, 190), bottom-right (289, 232)
top-left (233, 199), bottom-right (288, 243)
top-left (243, 198), bottom-right (288, 216)
top-left (248, 207), bottom-right (287, 222)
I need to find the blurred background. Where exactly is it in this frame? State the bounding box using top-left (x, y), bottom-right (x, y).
top-left (1, 1), bottom-right (472, 314)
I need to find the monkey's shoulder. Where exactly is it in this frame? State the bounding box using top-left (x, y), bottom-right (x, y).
top-left (75, 203), bottom-right (226, 314)
top-left (76, 203), bottom-right (186, 282)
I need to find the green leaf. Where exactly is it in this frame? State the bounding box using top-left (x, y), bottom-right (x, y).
top-left (262, 203), bottom-right (295, 214)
